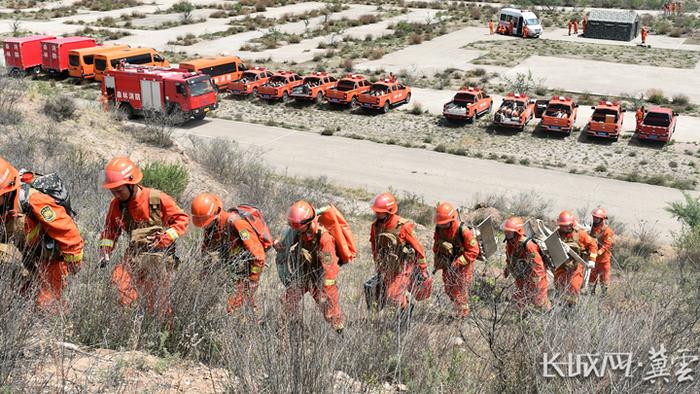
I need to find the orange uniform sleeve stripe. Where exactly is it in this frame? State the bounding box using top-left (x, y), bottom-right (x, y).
top-left (29, 193), bottom-right (84, 256)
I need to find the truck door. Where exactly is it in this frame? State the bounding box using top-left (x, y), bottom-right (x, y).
top-left (535, 100), bottom-right (549, 118)
top-left (140, 79), bottom-right (162, 111)
top-left (517, 17), bottom-right (523, 35)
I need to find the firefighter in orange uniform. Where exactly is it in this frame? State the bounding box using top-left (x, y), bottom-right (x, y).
top-left (573, 18), bottom-right (579, 34)
top-left (191, 193), bottom-right (266, 312)
top-left (99, 157), bottom-right (189, 313)
top-left (279, 200), bottom-right (344, 333)
top-left (488, 19), bottom-right (494, 35)
top-left (369, 192), bottom-right (430, 318)
top-left (589, 208), bottom-right (614, 296)
top-left (502, 217), bottom-right (551, 313)
top-left (582, 15), bottom-right (588, 34)
top-left (0, 157), bottom-right (84, 309)
top-left (641, 26), bottom-right (648, 44)
top-left (636, 105), bottom-right (645, 127)
top-left (568, 19), bottom-right (573, 35)
top-left (432, 202), bottom-right (479, 318)
top-left (554, 211), bottom-right (597, 306)
top-left (522, 24), bottom-right (529, 39)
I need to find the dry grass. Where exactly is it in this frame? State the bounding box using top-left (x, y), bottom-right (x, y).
top-left (466, 39), bottom-right (700, 69)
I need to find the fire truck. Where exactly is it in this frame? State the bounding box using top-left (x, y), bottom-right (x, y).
top-left (41, 36), bottom-right (96, 76)
top-left (102, 66), bottom-right (218, 122)
top-left (3, 35), bottom-right (56, 75)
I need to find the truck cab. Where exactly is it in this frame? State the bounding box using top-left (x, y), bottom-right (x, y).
top-left (635, 107), bottom-right (678, 143)
top-left (540, 96), bottom-right (578, 135)
top-left (326, 74), bottom-right (371, 107)
top-left (586, 101), bottom-right (625, 140)
top-left (443, 86), bottom-right (493, 123)
top-left (493, 92), bottom-right (536, 130)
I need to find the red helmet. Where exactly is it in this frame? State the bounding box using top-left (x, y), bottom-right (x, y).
top-left (557, 210), bottom-right (576, 227)
top-left (102, 157), bottom-right (142, 189)
top-left (502, 217), bottom-right (525, 235)
top-left (191, 193), bottom-right (223, 228)
top-left (592, 207), bottom-right (607, 220)
top-left (0, 157), bottom-right (19, 196)
top-left (288, 200), bottom-right (316, 230)
top-left (371, 192), bottom-right (397, 214)
top-left (435, 202), bottom-right (458, 225)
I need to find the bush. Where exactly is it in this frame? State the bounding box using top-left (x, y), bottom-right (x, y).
top-left (672, 94), bottom-right (690, 106)
top-left (321, 127), bottom-right (334, 136)
top-left (434, 143), bottom-right (446, 152)
top-left (42, 94), bottom-right (76, 121)
top-left (140, 161), bottom-right (189, 200)
top-left (646, 88), bottom-right (667, 105)
top-left (341, 58), bottom-right (353, 72)
top-left (0, 73), bottom-right (24, 125)
top-left (409, 103), bottom-right (424, 115)
top-left (409, 32), bottom-right (423, 45)
top-left (368, 47), bottom-right (385, 60)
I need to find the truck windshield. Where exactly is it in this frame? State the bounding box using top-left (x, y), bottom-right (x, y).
top-left (644, 112), bottom-right (671, 127)
top-left (337, 80), bottom-right (356, 91)
top-left (526, 18), bottom-right (539, 25)
top-left (69, 55), bottom-right (80, 67)
top-left (95, 58), bottom-right (107, 71)
top-left (187, 77), bottom-right (215, 97)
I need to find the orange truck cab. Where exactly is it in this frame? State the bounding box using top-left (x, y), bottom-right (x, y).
top-left (443, 86), bottom-right (493, 122)
top-left (41, 36), bottom-right (96, 76)
top-left (326, 74), bottom-right (371, 106)
top-left (635, 106), bottom-right (678, 143)
top-left (228, 67), bottom-right (273, 97)
top-left (586, 101), bottom-right (625, 140)
top-left (68, 44), bottom-right (129, 80)
top-left (102, 65), bottom-right (218, 122)
top-left (290, 71), bottom-right (338, 104)
top-left (493, 92), bottom-right (536, 130)
top-left (357, 78), bottom-right (411, 113)
top-left (94, 47), bottom-right (169, 82)
top-left (539, 96), bottom-right (578, 135)
top-left (3, 35), bottom-right (56, 75)
top-left (257, 71), bottom-right (303, 102)
top-left (179, 56), bottom-right (247, 91)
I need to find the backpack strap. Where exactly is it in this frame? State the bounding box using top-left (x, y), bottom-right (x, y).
top-left (148, 189), bottom-right (162, 227)
top-left (18, 184), bottom-right (34, 218)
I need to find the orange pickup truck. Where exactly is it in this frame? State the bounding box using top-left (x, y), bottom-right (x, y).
top-left (492, 92), bottom-right (536, 130)
top-left (326, 74), bottom-right (371, 107)
top-left (357, 78), bottom-right (411, 113)
top-left (442, 86), bottom-right (493, 123)
top-left (290, 71), bottom-right (338, 104)
top-left (586, 101), bottom-right (625, 140)
top-left (228, 67), bottom-right (273, 98)
top-left (635, 106), bottom-right (678, 143)
top-left (539, 96), bottom-right (578, 135)
top-left (257, 71), bottom-right (303, 102)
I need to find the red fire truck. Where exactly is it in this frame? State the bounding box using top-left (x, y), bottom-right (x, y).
top-left (3, 35), bottom-right (56, 75)
top-left (41, 36), bottom-right (97, 76)
top-left (102, 66), bottom-right (218, 122)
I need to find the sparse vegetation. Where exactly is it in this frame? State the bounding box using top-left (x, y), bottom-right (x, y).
top-left (140, 161), bottom-right (189, 200)
top-left (42, 94), bottom-right (76, 122)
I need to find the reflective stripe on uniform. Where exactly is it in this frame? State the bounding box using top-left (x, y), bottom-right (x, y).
top-left (63, 251), bottom-right (83, 263)
top-left (457, 255), bottom-right (467, 265)
top-left (324, 279), bottom-right (336, 286)
top-left (589, 253), bottom-right (597, 260)
top-left (26, 224), bottom-right (42, 242)
top-left (250, 266), bottom-right (262, 273)
top-left (165, 228), bottom-right (179, 241)
top-left (99, 239), bottom-right (114, 248)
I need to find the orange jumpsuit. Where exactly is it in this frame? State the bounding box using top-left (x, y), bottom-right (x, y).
top-left (201, 210), bottom-right (266, 312)
top-left (1, 187), bottom-right (83, 308)
top-left (636, 108), bottom-right (645, 127)
top-left (281, 227), bottom-right (343, 330)
top-left (573, 19), bottom-right (578, 34)
top-left (488, 20), bottom-right (494, 35)
top-left (99, 186), bottom-right (189, 312)
top-left (582, 17), bottom-right (588, 34)
top-left (554, 229), bottom-right (597, 306)
top-left (432, 222), bottom-right (479, 317)
top-left (370, 215), bottom-right (427, 309)
top-left (505, 238), bottom-right (551, 312)
top-left (641, 28), bottom-right (648, 44)
top-left (589, 224), bottom-right (614, 289)
top-left (568, 20), bottom-right (573, 35)
top-left (522, 25), bottom-right (529, 39)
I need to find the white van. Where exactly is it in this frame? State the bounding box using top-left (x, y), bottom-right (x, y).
top-left (498, 8), bottom-right (543, 38)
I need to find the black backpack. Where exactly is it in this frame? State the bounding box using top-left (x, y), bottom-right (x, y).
top-left (18, 171), bottom-right (76, 219)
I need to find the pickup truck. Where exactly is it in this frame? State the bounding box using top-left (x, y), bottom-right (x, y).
top-left (492, 92), bottom-right (536, 130)
top-left (635, 106), bottom-right (678, 143)
top-left (228, 67), bottom-right (273, 98)
top-left (357, 78), bottom-right (411, 113)
top-left (586, 101), bottom-right (625, 141)
top-left (539, 96), bottom-right (578, 135)
top-left (326, 74), bottom-right (371, 107)
top-left (257, 71), bottom-right (303, 102)
top-left (443, 86), bottom-right (493, 123)
top-left (290, 71), bottom-right (338, 104)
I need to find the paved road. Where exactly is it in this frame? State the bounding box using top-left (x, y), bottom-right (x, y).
top-left (175, 117), bottom-right (695, 242)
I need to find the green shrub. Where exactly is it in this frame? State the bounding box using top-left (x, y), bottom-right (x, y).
top-left (646, 88), bottom-right (667, 105)
top-left (42, 94), bottom-right (76, 121)
top-left (140, 161), bottom-right (189, 200)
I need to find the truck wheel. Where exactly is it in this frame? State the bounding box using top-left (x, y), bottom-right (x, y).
top-left (252, 87), bottom-right (258, 98)
top-left (316, 92), bottom-right (323, 104)
top-left (405, 93), bottom-right (411, 104)
top-left (282, 91), bottom-right (289, 103)
top-left (382, 101), bottom-right (390, 113)
top-left (118, 103), bottom-right (134, 120)
top-left (31, 66), bottom-right (42, 78)
top-left (8, 68), bottom-right (20, 78)
top-left (193, 112), bottom-right (206, 121)
top-left (350, 96), bottom-right (357, 108)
